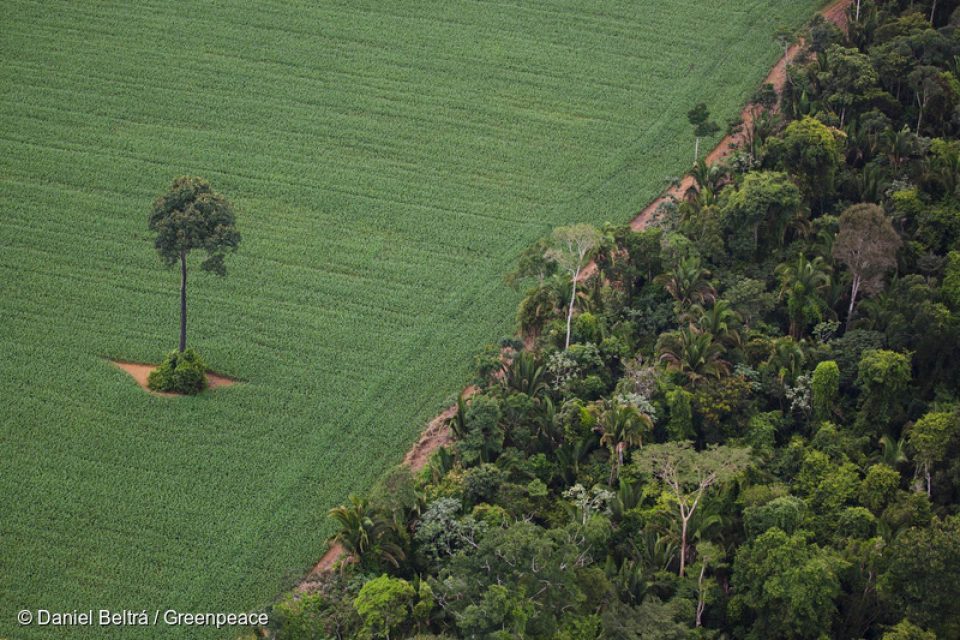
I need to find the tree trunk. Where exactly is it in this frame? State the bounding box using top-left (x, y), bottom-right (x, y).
top-left (855, 0), bottom-right (861, 22)
top-left (609, 442), bottom-right (625, 485)
top-left (930, 0), bottom-right (938, 25)
top-left (916, 95), bottom-right (924, 134)
top-left (847, 273), bottom-right (861, 330)
top-left (694, 137), bottom-right (700, 163)
top-left (565, 268), bottom-right (579, 350)
top-left (679, 514), bottom-right (688, 577)
top-left (696, 563), bottom-right (707, 627)
top-left (179, 251), bottom-right (187, 353)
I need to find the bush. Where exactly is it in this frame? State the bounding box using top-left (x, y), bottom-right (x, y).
top-left (147, 349), bottom-right (208, 394)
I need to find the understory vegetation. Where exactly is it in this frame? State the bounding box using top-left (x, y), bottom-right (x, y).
top-left (147, 349), bottom-right (208, 395)
top-left (272, 2), bottom-right (960, 639)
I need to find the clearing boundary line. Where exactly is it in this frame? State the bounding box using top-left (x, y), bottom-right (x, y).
top-left (296, 0), bottom-right (854, 590)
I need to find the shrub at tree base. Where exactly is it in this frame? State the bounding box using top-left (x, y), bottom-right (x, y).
top-left (147, 349), bottom-right (208, 395)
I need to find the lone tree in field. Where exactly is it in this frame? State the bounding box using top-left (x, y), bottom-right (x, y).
top-left (544, 224), bottom-right (601, 350)
top-left (687, 103), bottom-right (720, 163)
top-left (832, 203), bottom-right (900, 328)
top-left (148, 176), bottom-right (240, 352)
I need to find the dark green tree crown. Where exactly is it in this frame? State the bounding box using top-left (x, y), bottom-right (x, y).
top-left (148, 176), bottom-right (241, 275)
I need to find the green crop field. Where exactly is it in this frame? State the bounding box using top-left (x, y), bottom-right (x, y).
top-left (1, 1), bottom-right (822, 637)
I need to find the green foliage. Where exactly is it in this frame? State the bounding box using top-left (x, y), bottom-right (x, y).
top-left (18, 1), bottom-right (960, 638)
top-left (829, 329), bottom-right (885, 387)
top-left (600, 598), bottom-right (689, 640)
top-left (776, 254), bottom-right (833, 339)
top-left (859, 464), bottom-right (902, 514)
top-left (462, 463), bottom-right (506, 505)
top-left (743, 495), bottom-right (808, 537)
top-left (435, 520), bottom-right (586, 637)
top-left (880, 517), bottom-right (960, 638)
top-left (770, 115), bottom-right (844, 206)
top-left (354, 574), bottom-right (415, 639)
top-left (908, 410), bottom-right (959, 496)
top-left (146, 348), bottom-right (208, 394)
top-left (835, 506), bottom-right (876, 539)
top-left (457, 395), bottom-right (504, 465)
top-left (855, 349), bottom-right (912, 434)
top-left (811, 360), bottom-right (840, 421)
top-left (745, 411), bottom-right (780, 452)
top-left (881, 619), bottom-right (937, 640)
top-left (369, 465), bottom-right (419, 517)
top-left (665, 387), bottom-right (695, 440)
top-left (731, 528), bottom-right (845, 639)
top-left (573, 311), bottom-right (605, 345)
top-left (942, 251), bottom-right (960, 311)
top-left (414, 498), bottom-right (485, 565)
top-left (273, 589), bottom-right (356, 640)
top-left (800, 452), bottom-right (861, 515)
top-left (148, 176), bottom-right (240, 275)
top-left (328, 496), bottom-right (406, 571)
top-left (722, 171), bottom-right (803, 258)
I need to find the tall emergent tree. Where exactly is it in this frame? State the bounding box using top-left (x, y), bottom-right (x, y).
top-left (544, 224), bottom-right (601, 350)
top-left (633, 441), bottom-right (750, 577)
top-left (687, 103), bottom-right (720, 163)
top-left (832, 203), bottom-right (901, 328)
top-left (148, 176), bottom-right (241, 352)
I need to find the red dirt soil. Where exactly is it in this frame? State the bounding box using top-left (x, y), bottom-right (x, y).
top-left (110, 360), bottom-right (236, 396)
top-left (295, 0), bottom-right (853, 591)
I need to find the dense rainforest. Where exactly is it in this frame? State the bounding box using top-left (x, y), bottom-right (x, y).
top-left (267, 1), bottom-right (960, 638)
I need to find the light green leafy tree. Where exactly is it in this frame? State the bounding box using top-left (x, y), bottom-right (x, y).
top-left (354, 574), bottom-right (415, 640)
top-left (908, 411), bottom-right (958, 497)
top-left (855, 349), bottom-right (912, 435)
top-left (811, 360), bottom-right (840, 422)
top-left (721, 171), bottom-right (803, 259)
top-left (879, 516), bottom-right (960, 638)
top-left (544, 224), bottom-right (602, 350)
top-left (731, 528), bottom-right (845, 640)
top-left (832, 203), bottom-right (901, 328)
top-left (632, 441), bottom-right (751, 577)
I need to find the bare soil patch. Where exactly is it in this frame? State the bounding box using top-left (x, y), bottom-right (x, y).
top-left (110, 360), bottom-right (237, 396)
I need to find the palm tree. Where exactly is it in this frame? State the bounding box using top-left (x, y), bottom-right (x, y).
top-left (682, 299), bottom-right (742, 348)
top-left (655, 256), bottom-right (717, 310)
top-left (877, 434), bottom-right (909, 469)
top-left (765, 336), bottom-right (807, 385)
top-left (328, 496), bottom-right (406, 569)
top-left (499, 350), bottom-right (548, 398)
top-left (884, 125), bottom-right (918, 173)
top-left (447, 393), bottom-right (469, 440)
top-left (776, 254), bottom-right (832, 338)
top-left (690, 159), bottom-right (729, 194)
top-left (657, 326), bottom-right (730, 383)
top-left (595, 399), bottom-right (653, 484)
